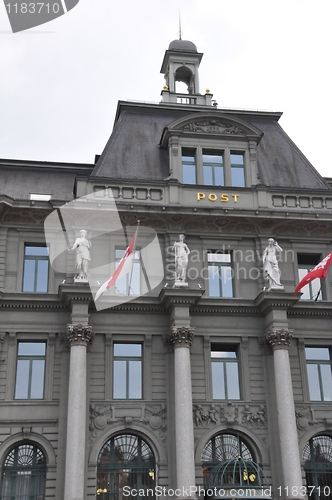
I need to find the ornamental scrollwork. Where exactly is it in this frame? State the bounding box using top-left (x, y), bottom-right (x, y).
top-left (182, 120), bottom-right (244, 135)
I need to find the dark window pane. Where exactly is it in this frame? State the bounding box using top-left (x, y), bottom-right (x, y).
top-left (231, 167), bottom-right (245, 187)
top-left (183, 163), bottom-right (196, 184)
top-left (114, 344), bottom-right (142, 357)
top-left (307, 364), bottom-right (321, 401)
top-left (15, 360), bottom-right (30, 399)
top-left (208, 265), bottom-right (221, 297)
top-left (230, 153), bottom-right (244, 165)
top-left (226, 362), bottom-right (240, 399)
top-left (23, 260), bottom-right (35, 292)
top-left (113, 360), bottom-right (127, 399)
top-left (18, 342), bottom-right (46, 356)
top-left (25, 246), bottom-right (49, 256)
top-left (36, 259), bottom-right (48, 292)
top-left (306, 348), bottom-right (330, 360)
top-left (321, 364), bottom-right (332, 401)
top-left (214, 166), bottom-right (224, 186)
top-left (30, 360), bottom-right (45, 399)
top-left (203, 165), bottom-right (213, 185)
top-left (212, 362), bottom-right (225, 399)
top-left (129, 361), bottom-right (142, 398)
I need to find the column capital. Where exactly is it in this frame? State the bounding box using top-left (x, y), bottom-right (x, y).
top-left (66, 324), bottom-right (94, 347)
top-left (266, 328), bottom-right (294, 350)
top-left (168, 326), bottom-right (195, 348)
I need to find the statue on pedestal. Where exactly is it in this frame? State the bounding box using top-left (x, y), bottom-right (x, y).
top-left (263, 238), bottom-right (284, 291)
top-left (68, 229), bottom-right (92, 280)
top-left (173, 234), bottom-right (190, 287)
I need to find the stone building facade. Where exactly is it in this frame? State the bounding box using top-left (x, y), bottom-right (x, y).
top-left (0, 38), bottom-right (332, 500)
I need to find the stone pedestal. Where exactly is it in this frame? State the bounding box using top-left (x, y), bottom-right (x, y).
top-left (169, 327), bottom-right (196, 497)
top-left (64, 324), bottom-right (93, 500)
top-left (266, 329), bottom-right (303, 497)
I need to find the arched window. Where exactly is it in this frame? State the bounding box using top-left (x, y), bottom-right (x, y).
top-left (202, 433), bottom-right (266, 492)
top-left (97, 434), bottom-right (156, 499)
top-left (0, 443), bottom-right (46, 499)
top-left (303, 435), bottom-right (332, 499)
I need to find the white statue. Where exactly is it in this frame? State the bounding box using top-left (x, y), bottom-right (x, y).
top-left (68, 229), bottom-right (92, 280)
top-left (263, 238), bottom-right (284, 290)
top-left (173, 234), bottom-right (190, 287)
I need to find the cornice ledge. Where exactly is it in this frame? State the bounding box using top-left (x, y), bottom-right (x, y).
top-left (159, 287), bottom-right (204, 311)
top-left (289, 301), bottom-right (332, 317)
top-left (0, 293), bottom-right (67, 310)
top-left (255, 291), bottom-right (300, 316)
top-left (192, 299), bottom-right (259, 315)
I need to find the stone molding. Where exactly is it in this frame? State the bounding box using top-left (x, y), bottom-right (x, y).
top-left (65, 324), bottom-right (94, 346)
top-left (265, 328), bottom-right (293, 350)
top-left (168, 326), bottom-right (195, 348)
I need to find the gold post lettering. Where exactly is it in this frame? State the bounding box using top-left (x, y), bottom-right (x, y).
top-left (208, 193), bottom-right (217, 202)
top-left (232, 194), bottom-right (239, 203)
top-left (197, 192), bottom-right (205, 201)
top-left (221, 194), bottom-right (229, 202)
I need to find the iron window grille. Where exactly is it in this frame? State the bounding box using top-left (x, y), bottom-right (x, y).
top-left (0, 444), bottom-right (46, 500)
top-left (302, 435), bottom-right (332, 500)
top-left (97, 434), bottom-right (155, 500)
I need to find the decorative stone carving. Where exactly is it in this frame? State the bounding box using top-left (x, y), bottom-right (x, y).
top-left (168, 326), bottom-right (195, 348)
top-left (220, 401), bottom-right (238, 425)
top-left (182, 120), bottom-right (243, 135)
top-left (68, 229), bottom-right (92, 281)
top-left (193, 404), bottom-right (218, 427)
top-left (66, 324), bottom-right (94, 346)
top-left (266, 328), bottom-right (293, 349)
top-left (242, 405), bottom-right (266, 428)
top-left (173, 234), bottom-right (190, 287)
top-left (143, 404), bottom-right (167, 432)
top-left (263, 238), bottom-right (284, 291)
top-left (90, 404), bottom-right (115, 433)
top-left (295, 407), bottom-right (316, 430)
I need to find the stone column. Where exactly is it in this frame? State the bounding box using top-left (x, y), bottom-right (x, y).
top-left (64, 324), bottom-right (93, 500)
top-left (169, 326), bottom-right (196, 498)
top-left (266, 329), bottom-right (303, 498)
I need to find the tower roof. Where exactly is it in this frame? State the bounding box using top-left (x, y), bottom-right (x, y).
top-left (168, 39), bottom-right (198, 53)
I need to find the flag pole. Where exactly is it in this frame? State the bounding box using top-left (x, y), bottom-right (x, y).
top-left (128, 220), bottom-right (140, 295)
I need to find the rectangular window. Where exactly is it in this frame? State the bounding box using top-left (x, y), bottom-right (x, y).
top-left (15, 342), bottom-right (46, 399)
top-left (114, 248), bottom-right (140, 295)
top-left (306, 347), bottom-right (332, 401)
top-left (23, 245), bottom-right (49, 293)
top-left (230, 152), bottom-right (245, 187)
top-left (203, 150), bottom-right (224, 186)
top-left (297, 254), bottom-right (322, 300)
top-left (113, 344), bottom-right (142, 399)
top-left (211, 346), bottom-right (240, 400)
top-left (208, 252), bottom-right (233, 298)
top-left (182, 148), bottom-right (196, 184)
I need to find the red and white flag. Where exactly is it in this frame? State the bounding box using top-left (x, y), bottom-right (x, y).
top-left (95, 230), bottom-right (137, 301)
top-left (294, 251), bottom-right (332, 296)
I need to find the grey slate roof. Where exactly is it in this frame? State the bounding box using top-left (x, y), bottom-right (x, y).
top-left (92, 101), bottom-right (330, 191)
top-left (0, 161), bottom-right (94, 201)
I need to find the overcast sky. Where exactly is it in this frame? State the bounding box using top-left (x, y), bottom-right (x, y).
top-left (1, 0), bottom-right (331, 178)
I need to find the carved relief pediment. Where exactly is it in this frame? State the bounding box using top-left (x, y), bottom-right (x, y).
top-left (182, 120), bottom-right (244, 135)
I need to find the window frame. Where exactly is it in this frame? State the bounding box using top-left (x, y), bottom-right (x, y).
top-left (180, 145), bottom-right (249, 187)
top-left (22, 244), bottom-right (49, 293)
top-left (202, 149), bottom-right (225, 186)
top-left (113, 343), bottom-right (143, 400)
top-left (182, 147), bottom-right (197, 185)
top-left (211, 345), bottom-right (241, 400)
top-left (14, 341), bottom-right (46, 400)
top-left (297, 254), bottom-right (323, 301)
top-left (207, 250), bottom-right (233, 298)
top-left (305, 347), bottom-right (332, 402)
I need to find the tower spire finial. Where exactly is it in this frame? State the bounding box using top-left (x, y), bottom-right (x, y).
top-left (178, 11), bottom-right (182, 40)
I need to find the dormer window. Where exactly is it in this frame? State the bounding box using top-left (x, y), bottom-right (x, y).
top-left (230, 152), bottom-right (245, 187)
top-left (182, 148), bottom-right (196, 184)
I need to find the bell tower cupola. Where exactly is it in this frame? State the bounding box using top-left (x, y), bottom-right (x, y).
top-left (160, 38), bottom-right (214, 106)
